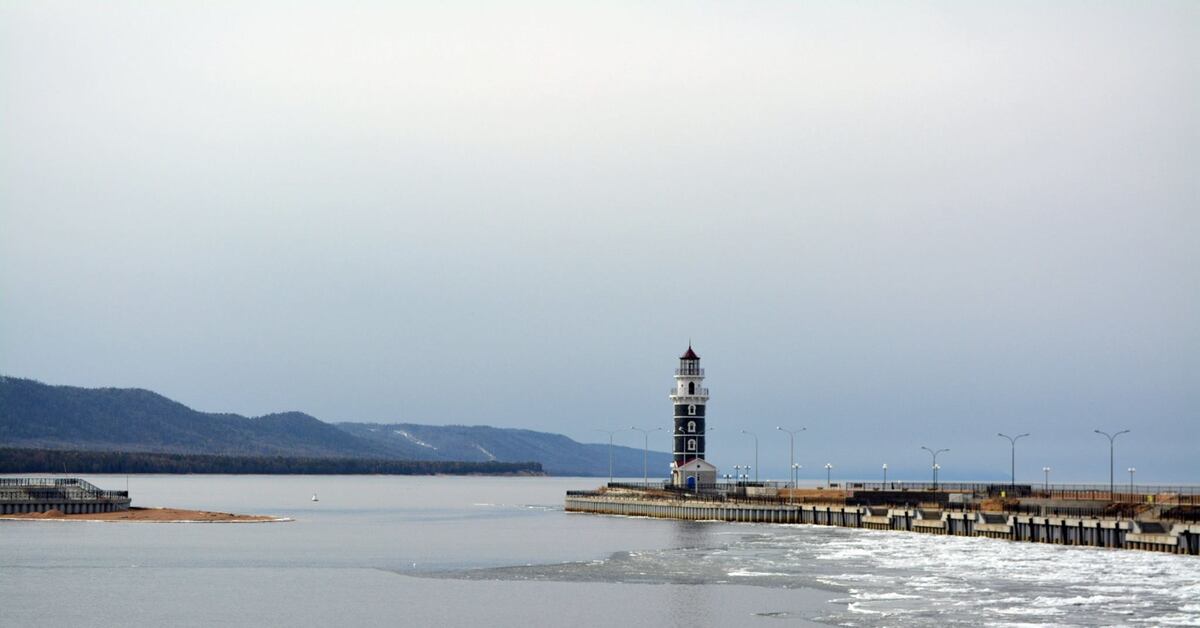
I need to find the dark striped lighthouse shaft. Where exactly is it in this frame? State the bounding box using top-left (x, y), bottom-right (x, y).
top-left (673, 404), bottom-right (706, 465)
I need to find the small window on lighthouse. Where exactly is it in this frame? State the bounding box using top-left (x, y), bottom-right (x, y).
top-left (687, 439), bottom-right (697, 451)
top-left (688, 382), bottom-right (695, 395)
top-left (687, 421), bottom-right (696, 433)
top-left (688, 404), bottom-right (696, 416)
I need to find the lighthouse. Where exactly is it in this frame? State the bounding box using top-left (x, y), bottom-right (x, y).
top-left (669, 345), bottom-right (718, 488)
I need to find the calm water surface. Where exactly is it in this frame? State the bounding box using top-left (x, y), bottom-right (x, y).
top-left (1, 475), bottom-right (1197, 627)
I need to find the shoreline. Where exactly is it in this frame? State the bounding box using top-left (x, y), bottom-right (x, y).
top-left (0, 506), bottom-right (290, 523)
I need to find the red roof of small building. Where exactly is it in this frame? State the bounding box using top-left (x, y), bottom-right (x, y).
top-left (680, 345), bottom-right (700, 360)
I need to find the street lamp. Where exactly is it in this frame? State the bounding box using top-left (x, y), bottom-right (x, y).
top-left (776, 427), bottom-right (806, 490)
top-left (921, 446), bottom-right (949, 488)
top-left (997, 433), bottom-right (1030, 487)
top-left (741, 430), bottom-right (759, 483)
top-left (824, 463), bottom-right (833, 488)
top-left (1094, 429), bottom-right (1130, 500)
top-left (594, 429), bottom-right (622, 484)
top-left (630, 426), bottom-right (663, 485)
top-left (1128, 467), bottom-right (1136, 497)
top-left (1042, 466), bottom-right (1051, 492)
top-left (790, 463), bottom-right (801, 504)
top-left (882, 463), bottom-right (888, 487)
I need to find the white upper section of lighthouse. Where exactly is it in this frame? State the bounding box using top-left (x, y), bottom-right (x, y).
top-left (669, 345), bottom-right (709, 403)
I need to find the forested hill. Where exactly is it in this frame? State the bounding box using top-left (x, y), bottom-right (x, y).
top-left (0, 376), bottom-right (393, 458)
top-left (337, 422), bottom-right (672, 477)
top-left (0, 448), bottom-right (542, 476)
top-left (0, 376), bottom-right (670, 476)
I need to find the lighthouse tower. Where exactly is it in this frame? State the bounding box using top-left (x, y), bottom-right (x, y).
top-left (670, 345), bottom-right (717, 488)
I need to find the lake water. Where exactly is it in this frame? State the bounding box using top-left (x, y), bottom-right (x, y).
top-left (1, 475), bottom-right (1197, 626)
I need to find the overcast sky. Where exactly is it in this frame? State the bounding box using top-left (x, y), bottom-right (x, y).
top-left (2, 1), bottom-right (1196, 482)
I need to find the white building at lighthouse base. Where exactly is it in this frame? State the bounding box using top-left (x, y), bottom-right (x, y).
top-left (671, 458), bottom-right (718, 489)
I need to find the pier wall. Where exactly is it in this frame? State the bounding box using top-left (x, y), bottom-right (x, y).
top-left (0, 478), bottom-right (131, 515)
top-left (564, 495), bottom-right (1199, 556)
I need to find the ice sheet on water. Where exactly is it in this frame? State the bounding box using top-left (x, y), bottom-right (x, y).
top-left (1030, 594), bottom-right (1126, 608)
top-left (846, 602), bottom-right (888, 615)
top-left (434, 520), bottom-right (1200, 626)
top-left (1131, 615), bottom-right (1200, 626)
top-left (727, 568), bottom-right (790, 577)
top-left (986, 606), bottom-right (1066, 617)
top-left (853, 592), bottom-right (922, 601)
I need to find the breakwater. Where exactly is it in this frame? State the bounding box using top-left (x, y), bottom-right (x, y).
top-left (565, 491), bottom-right (1200, 555)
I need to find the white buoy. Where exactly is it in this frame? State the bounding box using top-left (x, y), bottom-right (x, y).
top-left (311, 493), bottom-right (319, 502)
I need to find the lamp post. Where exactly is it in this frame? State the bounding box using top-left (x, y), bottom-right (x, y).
top-left (921, 446), bottom-right (949, 488)
top-left (882, 463), bottom-right (888, 487)
top-left (997, 433), bottom-right (1030, 487)
top-left (741, 430), bottom-right (759, 483)
top-left (790, 463), bottom-right (801, 504)
top-left (933, 463), bottom-right (941, 486)
top-left (1128, 467), bottom-right (1136, 498)
top-left (630, 426), bottom-right (662, 485)
top-left (594, 429), bottom-right (621, 484)
top-left (824, 463), bottom-right (833, 488)
top-left (1042, 466), bottom-right (1051, 492)
top-left (776, 427), bottom-right (806, 490)
top-left (1094, 429), bottom-right (1130, 500)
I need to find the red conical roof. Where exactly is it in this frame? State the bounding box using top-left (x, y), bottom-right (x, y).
top-left (680, 345), bottom-right (700, 360)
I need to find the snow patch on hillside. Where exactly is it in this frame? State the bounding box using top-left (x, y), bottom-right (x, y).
top-left (394, 430), bottom-right (438, 450)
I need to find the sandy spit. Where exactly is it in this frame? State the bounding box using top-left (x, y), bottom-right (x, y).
top-left (0, 506), bottom-right (291, 523)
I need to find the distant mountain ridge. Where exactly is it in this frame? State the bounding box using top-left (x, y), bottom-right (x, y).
top-left (338, 422), bottom-right (663, 476)
top-left (0, 376), bottom-right (670, 476)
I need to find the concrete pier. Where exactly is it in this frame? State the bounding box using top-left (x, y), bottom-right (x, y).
top-left (565, 491), bottom-right (1199, 555)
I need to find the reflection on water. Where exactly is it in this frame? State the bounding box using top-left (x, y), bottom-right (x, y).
top-left (663, 521), bottom-right (716, 626)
